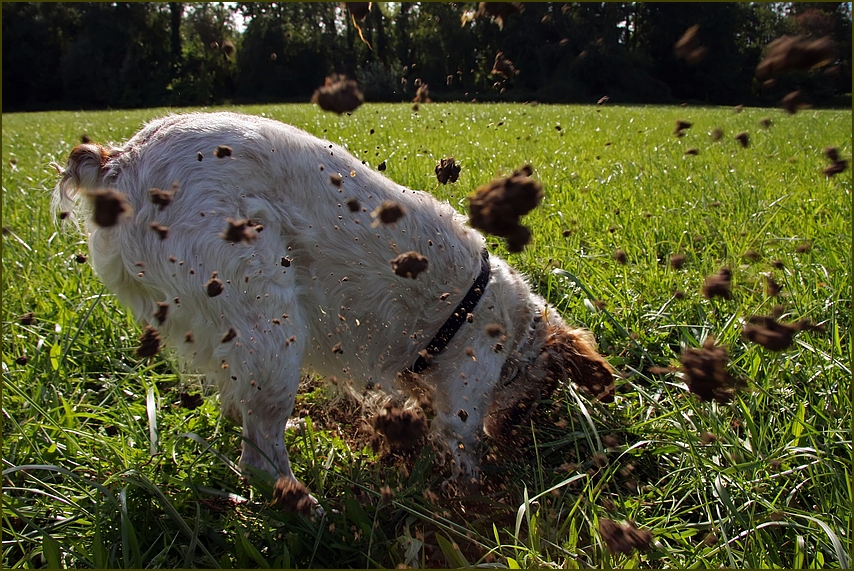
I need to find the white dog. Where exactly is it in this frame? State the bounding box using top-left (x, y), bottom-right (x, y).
top-left (54, 111), bottom-right (613, 493)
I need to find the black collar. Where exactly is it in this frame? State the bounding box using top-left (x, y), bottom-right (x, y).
top-left (407, 248), bottom-right (490, 374)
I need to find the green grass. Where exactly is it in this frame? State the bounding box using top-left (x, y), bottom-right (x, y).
top-left (2, 102), bottom-right (851, 569)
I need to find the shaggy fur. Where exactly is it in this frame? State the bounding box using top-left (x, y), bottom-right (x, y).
top-left (54, 111), bottom-right (613, 491)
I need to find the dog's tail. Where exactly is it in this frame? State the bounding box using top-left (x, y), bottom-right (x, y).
top-left (52, 143), bottom-right (121, 225)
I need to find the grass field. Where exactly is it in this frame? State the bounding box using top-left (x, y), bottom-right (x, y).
top-left (2, 102), bottom-right (851, 569)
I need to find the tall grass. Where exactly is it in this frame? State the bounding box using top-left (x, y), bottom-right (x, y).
top-left (3, 102), bottom-right (850, 568)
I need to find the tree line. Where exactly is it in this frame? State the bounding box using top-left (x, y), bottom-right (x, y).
top-left (3, 2), bottom-right (851, 112)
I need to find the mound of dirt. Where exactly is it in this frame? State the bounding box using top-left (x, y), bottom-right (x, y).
top-left (679, 336), bottom-right (746, 404)
top-left (272, 477), bottom-right (314, 516)
top-left (390, 251), bottom-right (428, 278)
top-left (311, 75), bottom-right (364, 114)
top-left (468, 164), bottom-right (543, 253)
top-left (756, 35), bottom-right (835, 80)
top-left (674, 25), bottom-right (708, 65)
top-left (372, 404), bottom-right (429, 454)
top-left (599, 519), bottom-right (652, 555)
top-left (435, 157), bottom-right (461, 184)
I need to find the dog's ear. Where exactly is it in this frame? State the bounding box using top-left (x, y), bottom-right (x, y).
top-left (541, 327), bottom-right (615, 403)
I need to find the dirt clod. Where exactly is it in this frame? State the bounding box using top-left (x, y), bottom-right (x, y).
top-left (221, 328), bottom-right (237, 343)
top-left (710, 127), bottom-right (723, 141)
top-left (390, 251), bottom-right (428, 279)
top-left (272, 477), bottom-right (314, 516)
top-left (311, 75), bottom-right (364, 114)
top-left (759, 117), bottom-right (772, 129)
top-left (412, 84), bottom-right (431, 104)
top-left (679, 336), bottom-right (746, 404)
top-left (735, 132), bottom-right (749, 148)
top-left (702, 267), bottom-right (732, 299)
top-left (684, 148), bottom-right (699, 156)
top-left (435, 157), bottom-right (461, 184)
top-left (670, 254), bottom-right (686, 269)
top-left (599, 519), bottom-right (653, 555)
top-left (179, 392), bottom-right (203, 410)
top-left (468, 164), bottom-right (543, 253)
top-left (765, 275), bottom-right (783, 297)
top-left (150, 222), bottom-right (169, 240)
top-left (597, 95), bottom-right (610, 106)
top-left (221, 218), bottom-right (258, 244)
top-left (824, 159), bottom-right (847, 177)
top-left (780, 90), bottom-right (809, 114)
top-left (137, 326), bottom-right (162, 358)
top-left (743, 314), bottom-right (810, 351)
top-left (674, 25), bottom-right (708, 65)
top-left (75, 254), bottom-right (88, 264)
top-left (614, 249), bottom-right (628, 265)
top-left (491, 52), bottom-right (517, 78)
top-left (154, 302), bottom-right (169, 324)
top-left (88, 189), bottom-right (129, 227)
top-left (206, 272), bottom-right (224, 297)
top-left (372, 404), bottom-right (428, 453)
top-left (674, 120), bottom-right (692, 137)
top-left (756, 35), bottom-right (835, 80)
top-left (476, 2), bottom-right (523, 29)
top-left (214, 145), bottom-right (232, 159)
top-left (371, 201), bottom-right (406, 225)
top-left (19, 312), bottom-right (35, 326)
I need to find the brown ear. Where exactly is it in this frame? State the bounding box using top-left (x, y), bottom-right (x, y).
top-left (541, 327), bottom-right (615, 402)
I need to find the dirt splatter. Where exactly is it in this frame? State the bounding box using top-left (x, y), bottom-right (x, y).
top-left (390, 251), bottom-right (428, 278)
top-left (154, 302), bottom-right (169, 324)
top-left (221, 328), bottom-right (237, 343)
top-left (743, 313), bottom-right (815, 351)
top-left (679, 336), bottom-right (746, 404)
top-left (311, 75), bottom-right (364, 114)
top-left (371, 201), bottom-right (406, 225)
top-left (214, 145), bottom-right (232, 159)
top-left (435, 157), bottom-right (461, 184)
top-left (221, 218), bottom-right (258, 244)
top-left (149, 184), bottom-right (177, 210)
top-left (136, 326), bottom-right (162, 358)
top-left (150, 222), bottom-right (169, 240)
top-left (599, 519), bottom-right (653, 555)
top-left (702, 267), bottom-right (732, 299)
top-left (413, 84), bottom-right (431, 104)
top-left (206, 272), bottom-right (224, 297)
top-left (491, 52), bottom-right (518, 79)
top-left (674, 25), bottom-right (708, 65)
top-left (272, 477), bottom-right (314, 516)
top-left (674, 120), bottom-right (692, 137)
top-left (476, 2), bottom-right (523, 29)
top-left (372, 404), bottom-right (429, 454)
top-left (87, 189), bottom-right (129, 227)
top-left (468, 164), bottom-right (544, 253)
top-left (756, 35), bottom-right (835, 80)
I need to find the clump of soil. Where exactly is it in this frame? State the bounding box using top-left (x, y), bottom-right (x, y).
top-left (597, 95), bottom-right (610, 106)
top-left (674, 120), bottom-right (692, 137)
top-left (756, 35), bottom-right (835, 80)
top-left (221, 218), bottom-right (258, 244)
top-left (491, 52), bottom-right (518, 78)
top-left (75, 254), bottom-right (88, 264)
top-left (735, 132), bottom-right (749, 148)
top-left (412, 84), bottom-right (431, 103)
top-left (137, 326), bottom-right (162, 358)
top-left (214, 145), bottom-right (232, 159)
top-left (150, 222), bottom-right (169, 240)
top-left (390, 251), bottom-right (428, 278)
top-left (345, 2), bottom-right (370, 21)
top-left (272, 477), bottom-right (314, 516)
top-left (179, 392), bottom-right (203, 410)
top-left (153, 302), bottom-right (169, 324)
top-left (468, 164), bottom-right (544, 253)
top-left (329, 173), bottom-right (343, 187)
top-left (710, 127), bottom-right (724, 141)
top-left (599, 519), bottom-right (653, 555)
top-left (476, 2), bottom-right (523, 29)
top-left (679, 336), bottom-right (746, 404)
top-left (20, 312), bottom-right (35, 326)
top-left (824, 146), bottom-right (839, 162)
top-left (206, 272), bottom-right (224, 297)
top-left (780, 90), bottom-right (809, 114)
top-left (684, 148), bottom-right (699, 156)
top-left (759, 117), bottom-right (772, 129)
top-left (670, 254), bottom-right (686, 269)
top-left (702, 267), bottom-right (732, 299)
top-left (823, 159), bottom-right (847, 177)
top-left (614, 249), bottom-right (628, 265)
top-left (149, 184), bottom-right (177, 210)
top-left (87, 189), bottom-right (129, 227)
top-left (311, 75), bottom-right (364, 114)
top-left (371, 201), bottom-right (406, 225)
top-left (371, 404), bottom-right (428, 454)
top-left (435, 157), bottom-right (461, 184)
top-left (221, 328), bottom-right (237, 343)
top-left (766, 276), bottom-right (783, 297)
top-left (743, 313), bottom-right (817, 351)
top-left (346, 198), bottom-right (360, 212)
top-left (674, 25), bottom-right (708, 65)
